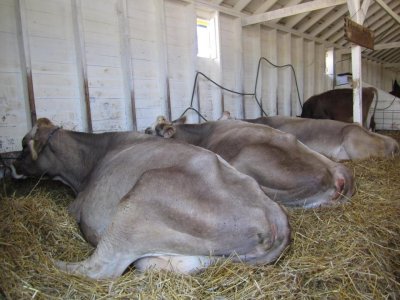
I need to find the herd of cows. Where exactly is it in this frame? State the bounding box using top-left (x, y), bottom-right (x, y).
top-left (9, 88), bottom-right (399, 280)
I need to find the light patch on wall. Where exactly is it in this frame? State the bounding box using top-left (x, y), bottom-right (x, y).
top-left (196, 17), bottom-right (217, 59)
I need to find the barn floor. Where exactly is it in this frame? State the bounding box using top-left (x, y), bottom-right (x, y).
top-left (0, 131), bottom-right (399, 300)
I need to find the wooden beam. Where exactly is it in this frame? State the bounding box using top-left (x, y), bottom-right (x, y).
top-left (374, 42), bottom-right (400, 50)
top-left (71, 0), bottom-right (92, 133)
top-left (117, 0), bottom-right (137, 131)
top-left (347, 0), bottom-right (363, 126)
top-left (242, 0), bottom-right (347, 26)
top-left (233, 0), bottom-right (252, 12)
top-left (374, 0), bottom-right (400, 25)
top-left (310, 6), bottom-right (348, 36)
top-left (384, 63), bottom-right (400, 68)
top-left (16, 0), bottom-right (36, 127)
top-left (254, 0), bottom-right (278, 14)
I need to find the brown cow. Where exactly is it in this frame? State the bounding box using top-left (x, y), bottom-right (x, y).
top-left (146, 117), bottom-right (354, 209)
top-left (300, 87), bottom-right (377, 130)
top-left (244, 115), bottom-right (399, 162)
top-left (11, 118), bottom-right (290, 279)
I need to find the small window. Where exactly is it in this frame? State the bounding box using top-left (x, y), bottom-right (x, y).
top-left (196, 17), bottom-right (217, 59)
top-left (325, 48), bottom-right (334, 76)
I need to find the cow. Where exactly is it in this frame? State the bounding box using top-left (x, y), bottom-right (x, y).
top-left (389, 79), bottom-right (400, 98)
top-left (244, 115), bottom-right (399, 162)
top-left (11, 118), bottom-right (291, 279)
top-left (145, 117), bottom-right (354, 209)
top-left (300, 87), bottom-right (378, 130)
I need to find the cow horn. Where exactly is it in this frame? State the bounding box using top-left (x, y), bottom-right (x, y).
top-left (28, 140), bottom-right (38, 161)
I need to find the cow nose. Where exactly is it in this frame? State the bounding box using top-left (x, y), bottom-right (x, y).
top-left (332, 177), bottom-right (345, 200)
top-left (10, 163), bottom-right (26, 179)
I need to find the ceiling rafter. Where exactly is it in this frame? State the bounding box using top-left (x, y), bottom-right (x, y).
top-left (374, 0), bottom-right (400, 25)
top-left (269, 0), bottom-right (303, 24)
top-left (253, 0), bottom-right (279, 14)
top-left (309, 5), bottom-right (348, 36)
top-left (242, 0), bottom-right (347, 26)
top-left (297, 7), bottom-right (333, 32)
top-left (284, 12), bottom-right (308, 28)
top-left (194, 0), bottom-right (398, 67)
top-left (233, 0), bottom-right (252, 12)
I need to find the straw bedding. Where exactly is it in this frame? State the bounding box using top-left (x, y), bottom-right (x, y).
top-left (0, 131), bottom-right (399, 299)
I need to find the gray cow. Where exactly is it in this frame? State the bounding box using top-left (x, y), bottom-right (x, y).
top-left (245, 116), bottom-right (399, 162)
top-left (11, 118), bottom-right (290, 279)
top-left (145, 117), bottom-right (354, 208)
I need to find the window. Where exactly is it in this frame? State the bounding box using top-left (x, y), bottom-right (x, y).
top-left (196, 17), bottom-right (217, 59)
top-left (325, 48), bottom-right (334, 76)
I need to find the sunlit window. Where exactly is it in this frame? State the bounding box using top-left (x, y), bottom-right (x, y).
top-left (196, 17), bottom-right (217, 59)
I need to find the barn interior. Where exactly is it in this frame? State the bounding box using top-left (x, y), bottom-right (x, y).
top-left (1, 0), bottom-right (400, 299)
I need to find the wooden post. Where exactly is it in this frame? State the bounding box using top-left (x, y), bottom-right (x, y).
top-left (117, 0), bottom-right (137, 131)
top-left (262, 28), bottom-right (278, 116)
top-left (71, 0), bottom-right (92, 133)
top-left (15, 0), bottom-right (36, 127)
top-left (158, 0), bottom-right (172, 121)
top-left (347, 0), bottom-right (371, 126)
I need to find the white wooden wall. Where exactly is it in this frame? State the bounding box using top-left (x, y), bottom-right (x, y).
top-left (1, 0), bottom-right (398, 153)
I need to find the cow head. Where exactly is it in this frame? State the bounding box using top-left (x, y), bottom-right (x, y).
top-left (145, 115), bottom-right (187, 138)
top-left (11, 118), bottom-right (61, 179)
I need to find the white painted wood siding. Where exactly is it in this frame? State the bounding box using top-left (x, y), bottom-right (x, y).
top-left (1, 0), bottom-right (398, 152)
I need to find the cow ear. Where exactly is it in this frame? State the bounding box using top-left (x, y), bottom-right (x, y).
top-left (36, 118), bottom-right (54, 128)
top-left (172, 116), bottom-right (186, 124)
top-left (28, 139), bottom-right (44, 161)
top-left (162, 125), bottom-right (176, 138)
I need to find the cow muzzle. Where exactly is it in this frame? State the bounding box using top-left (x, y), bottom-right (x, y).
top-left (10, 162), bottom-right (27, 179)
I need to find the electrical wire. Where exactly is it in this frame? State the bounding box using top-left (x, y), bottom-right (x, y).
top-left (180, 57), bottom-right (303, 121)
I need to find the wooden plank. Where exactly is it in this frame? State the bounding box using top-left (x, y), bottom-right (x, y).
top-left (374, 42), bottom-right (400, 50)
top-left (242, 0), bottom-right (347, 26)
top-left (71, 0), bottom-right (92, 133)
top-left (242, 24), bottom-right (262, 119)
top-left (347, 0), bottom-right (363, 126)
top-left (374, 0), bottom-right (400, 25)
top-left (233, 0), bottom-right (252, 12)
top-left (261, 28), bottom-right (277, 116)
top-left (117, 0), bottom-right (136, 130)
top-left (291, 36), bottom-right (304, 116)
top-left (157, 0), bottom-right (171, 121)
top-left (277, 32), bottom-right (291, 116)
top-left (344, 17), bottom-right (374, 50)
top-left (16, 0), bottom-right (36, 126)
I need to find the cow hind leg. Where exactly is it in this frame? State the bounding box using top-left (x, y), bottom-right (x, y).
top-left (54, 238), bottom-right (136, 279)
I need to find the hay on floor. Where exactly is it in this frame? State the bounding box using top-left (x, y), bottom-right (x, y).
top-left (0, 132), bottom-right (399, 299)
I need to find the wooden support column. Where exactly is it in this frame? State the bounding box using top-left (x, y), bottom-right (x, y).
top-left (156, 0), bottom-right (172, 121)
top-left (71, 0), bottom-right (92, 133)
top-left (291, 36), bottom-right (304, 116)
top-left (347, 0), bottom-right (371, 126)
top-left (117, 0), bottom-right (137, 131)
top-left (261, 28), bottom-right (278, 116)
top-left (15, 0), bottom-right (36, 127)
top-left (277, 32), bottom-right (291, 116)
top-left (242, 24), bottom-right (262, 119)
